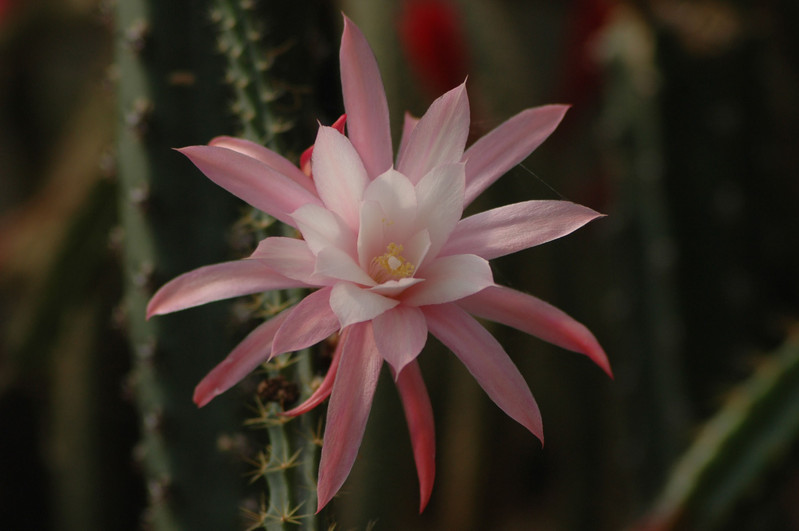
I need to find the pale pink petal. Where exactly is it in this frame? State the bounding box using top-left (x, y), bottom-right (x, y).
top-left (402, 254), bottom-right (493, 307)
top-left (146, 259), bottom-right (306, 318)
top-left (329, 283), bottom-right (399, 328)
top-left (402, 229), bottom-right (432, 272)
top-left (356, 200), bottom-right (386, 270)
top-left (271, 287), bottom-right (340, 357)
top-left (311, 126), bottom-right (369, 230)
top-left (340, 16), bottom-right (393, 179)
top-left (292, 204), bottom-right (356, 257)
top-left (414, 163), bottom-right (465, 260)
top-left (362, 169), bottom-right (418, 242)
top-left (462, 104), bottom-right (569, 207)
top-left (317, 321), bottom-right (383, 511)
top-left (300, 114), bottom-right (346, 176)
top-left (208, 136), bottom-right (316, 194)
top-left (282, 335), bottom-right (344, 417)
top-left (315, 246), bottom-right (376, 286)
top-left (372, 305), bottom-right (428, 374)
top-left (440, 200), bottom-right (604, 259)
top-left (250, 237), bottom-right (319, 284)
top-left (423, 303), bottom-right (543, 441)
top-left (369, 277), bottom-right (425, 297)
top-left (397, 112), bottom-right (420, 162)
top-left (193, 310), bottom-right (290, 407)
top-left (394, 361), bottom-right (435, 513)
top-left (178, 146), bottom-right (322, 226)
top-left (396, 83), bottom-right (470, 183)
top-left (457, 285), bottom-right (612, 376)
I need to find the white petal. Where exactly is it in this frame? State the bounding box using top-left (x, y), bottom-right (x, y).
top-left (250, 237), bottom-right (319, 284)
top-left (397, 112), bottom-right (420, 164)
top-left (364, 169), bottom-right (418, 238)
top-left (292, 204), bottom-right (356, 257)
top-left (330, 282), bottom-right (399, 328)
top-left (369, 277), bottom-right (425, 297)
top-left (315, 246), bottom-right (376, 286)
top-left (357, 200), bottom-right (386, 271)
top-left (311, 126), bottom-right (369, 230)
top-left (402, 254), bottom-right (493, 307)
top-left (396, 83), bottom-right (470, 183)
top-left (402, 229), bottom-right (432, 270)
top-left (414, 163), bottom-right (466, 261)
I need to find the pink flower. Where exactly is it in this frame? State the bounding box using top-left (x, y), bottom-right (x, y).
top-left (147, 16), bottom-right (611, 513)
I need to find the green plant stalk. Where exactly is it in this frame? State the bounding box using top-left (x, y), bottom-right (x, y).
top-left (116, 0), bottom-right (242, 529)
top-left (594, 10), bottom-right (689, 508)
top-left (641, 330), bottom-right (799, 529)
top-left (211, 1), bottom-right (323, 528)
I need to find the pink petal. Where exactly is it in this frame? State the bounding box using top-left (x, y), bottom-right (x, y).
top-left (457, 285), bottom-right (612, 377)
top-left (250, 237), bottom-right (319, 284)
top-left (414, 162), bottom-right (465, 260)
top-left (340, 16), bottom-right (393, 179)
top-left (178, 145), bottom-right (322, 227)
top-left (402, 254), bottom-right (493, 307)
top-left (440, 200), bottom-right (604, 259)
top-left (423, 303), bottom-right (543, 441)
top-left (271, 287), bottom-right (340, 357)
top-left (372, 305), bottom-right (428, 374)
top-left (329, 283), bottom-right (399, 329)
top-left (282, 334), bottom-right (344, 417)
top-left (397, 112), bottom-right (420, 161)
top-left (317, 321), bottom-right (383, 511)
top-left (299, 114), bottom-right (346, 176)
top-left (292, 204), bottom-right (356, 257)
top-left (208, 136), bottom-right (316, 194)
top-left (396, 83), bottom-right (470, 183)
top-left (146, 259), bottom-right (305, 318)
top-left (193, 310), bottom-right (290, 407)
top-left (462, 104), bottom-right (569, 207)
top-left (394, 361), bottom-right (435, 513)
top-left (311, 126), bottom-right (369, 230)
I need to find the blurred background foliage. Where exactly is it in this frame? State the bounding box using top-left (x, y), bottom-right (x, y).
top-left (0, 0), bottom-right (798, 529)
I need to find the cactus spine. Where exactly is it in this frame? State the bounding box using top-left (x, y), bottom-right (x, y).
top-left (211, 1), bottom-right (324, 528)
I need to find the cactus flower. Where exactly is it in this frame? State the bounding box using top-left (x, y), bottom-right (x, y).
top-left (147, 15), bottom-right (610, 512)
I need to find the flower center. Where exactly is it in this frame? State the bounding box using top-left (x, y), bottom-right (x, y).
top-left (370, 243), bottom-right (415, 283)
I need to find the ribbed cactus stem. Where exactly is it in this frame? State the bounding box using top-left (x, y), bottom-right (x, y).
top-left (211, 1), bottom-right (324, 528)
top-left (641, 330), bottom-right (799, 529)
top-left (116, 0), bottom-right (241, 529)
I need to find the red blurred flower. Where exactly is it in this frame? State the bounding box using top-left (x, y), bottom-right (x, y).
top-left (398, 0), bottom-right (469, 96)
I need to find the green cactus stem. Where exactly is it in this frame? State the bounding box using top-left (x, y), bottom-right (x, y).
top-left (640, 329), bottom-right (799, 529)
top-left (116, 0), bottom-right (243, 529)
top-left (210, 1), bottom-right (328, 528)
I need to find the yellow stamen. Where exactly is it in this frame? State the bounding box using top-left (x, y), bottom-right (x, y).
top-left (371, 243), bottom-right (415, 282)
